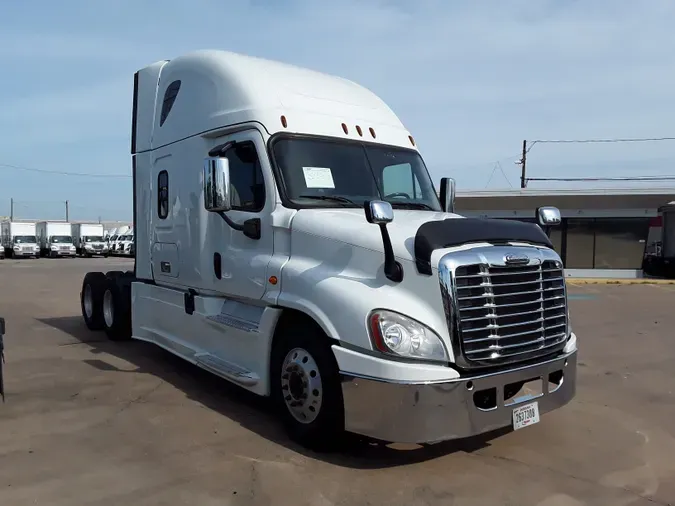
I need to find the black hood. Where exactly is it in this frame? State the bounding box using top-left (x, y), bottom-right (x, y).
top-left (414, 217), bottom-right (554, 275)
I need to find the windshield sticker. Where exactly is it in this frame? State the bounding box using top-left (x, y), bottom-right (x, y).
top-left (302, 167), bottom-right (335, 189)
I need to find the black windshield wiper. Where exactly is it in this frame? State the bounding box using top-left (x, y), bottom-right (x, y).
top-left (298, 195), bottom-right (357, 206)
top-left (390, 202), bottom-right (434, 210)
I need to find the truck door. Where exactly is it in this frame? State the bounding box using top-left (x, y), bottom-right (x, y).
top-left (210, 129), bottom-right (274, 301)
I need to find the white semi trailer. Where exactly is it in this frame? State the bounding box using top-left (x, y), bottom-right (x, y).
top-left (72, 223), bottom-right (108, 257)
top-left (1, 221), bottom-right (40, 258)
top-left (36, 221), bottom-right (76, 258)
top-left (79, 50), bottom-right (577, 450)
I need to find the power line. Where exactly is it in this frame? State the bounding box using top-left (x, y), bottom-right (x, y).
top-left (519, 136), bottom-right (675, 187)
top-left (531, 136), bottom-right (675, 145)
top-left (527, 175), bottom-right (675, 182)
top-left (0, 163), bottom-right (131, 178)
top-left (485, 161), bottom-right (513, 188)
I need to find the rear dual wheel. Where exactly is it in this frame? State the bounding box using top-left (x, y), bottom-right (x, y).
top-left (81, 271), bottom-right (132, 340)
top-left (102, 279), bottom-right (132, 341)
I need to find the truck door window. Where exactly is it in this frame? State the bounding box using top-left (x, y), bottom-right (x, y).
top-left (158, 170), bottom-right (169, 219)
top-left (382, 163), bottom-right (421, 199)
top-left (224, 142), bottom-right (265, 212)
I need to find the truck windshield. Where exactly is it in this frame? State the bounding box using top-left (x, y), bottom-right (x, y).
top-left (13, 235), bottom-right (37, 244)
top-left (51, 236), bottom-right (73, 243)
top-left (272, 137), bottom-right (442, 211)
top-left (84, 236), bottom-right (104, 242)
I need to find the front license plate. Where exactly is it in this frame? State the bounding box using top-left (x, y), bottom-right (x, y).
top-left (512, 401), bottom-right (540, 430)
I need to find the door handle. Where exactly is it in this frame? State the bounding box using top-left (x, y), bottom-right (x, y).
top-left (160, 261), bottom-right (171, 273)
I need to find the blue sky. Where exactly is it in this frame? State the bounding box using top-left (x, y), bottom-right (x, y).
top-left (1, 0), bottom-right (675, 221)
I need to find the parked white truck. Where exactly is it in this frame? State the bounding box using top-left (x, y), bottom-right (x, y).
top-left (1, 221), bottom-right (40, 258)
top-left (72, 223), bottom-right (108, 257)
top-left (79, 50), bottom-right (576, 450)
top-left (36, 221), bottom-right (76, 258)
top-left (118, 232), bottom-right (134, 257)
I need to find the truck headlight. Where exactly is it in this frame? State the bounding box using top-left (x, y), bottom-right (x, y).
top-left (70, 245), bottom-right (75, 250)
top-left (13, 245), bottom-right (20, 250)
top-left (51, 245), bottom-right (58, 250)
top-left (368, 310), bottom-right (448, 363)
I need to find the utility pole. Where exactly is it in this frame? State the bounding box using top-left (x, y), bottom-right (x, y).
top-left (65, 200), bottom-right (69, 221)
top-left (9, 198), bottom-right (13, 220)
top-left (519, 139), bottom-right (528, 189)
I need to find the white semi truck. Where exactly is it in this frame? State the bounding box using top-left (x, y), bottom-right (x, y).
top-left (1, 221), bottom-right (40, 258)
top-left (79, 50), bottom-right (577, 450)
top-left (36, 221), bottom-right (76, 258)
top-left (71, 223), bottom-right (109, 257)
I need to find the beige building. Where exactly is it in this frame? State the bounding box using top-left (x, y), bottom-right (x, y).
top-left (456, 187), bottom-right (675, 275)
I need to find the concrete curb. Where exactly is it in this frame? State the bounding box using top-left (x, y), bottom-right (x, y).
top-left (566, 278), bottom-right (675, 285)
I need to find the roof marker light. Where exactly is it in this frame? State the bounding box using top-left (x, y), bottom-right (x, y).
top-left (280, 115), bottom-right (288, 128)
top-left (409, 135), bottom-right (416, 146)
top-left (342, 123), bottom-right (349, 134)
top-left (356, 125), bottom-right (363, 136)
top-left (369, 127), bottom-right (376, 138)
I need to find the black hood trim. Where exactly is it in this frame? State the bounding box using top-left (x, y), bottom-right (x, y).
top-left (414, 218), bottom-right (554, 275)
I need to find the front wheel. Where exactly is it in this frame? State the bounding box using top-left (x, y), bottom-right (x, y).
top-left (270, 322), bottom-right (345, 451)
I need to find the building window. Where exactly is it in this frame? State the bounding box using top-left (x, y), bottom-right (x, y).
top-left (593, 218), bottom-right (650, 269)
top-left (160, 80), bottom-right (181, 127)
top-left (158, 170), bottom-right (169, 219)
top-left (224, 142), bottom-right (265, 212)
top-left (565, 218), bottom-right (595, 269)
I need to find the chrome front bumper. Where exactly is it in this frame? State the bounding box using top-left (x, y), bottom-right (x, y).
top-left (340, 350), bottom-right (577, 444)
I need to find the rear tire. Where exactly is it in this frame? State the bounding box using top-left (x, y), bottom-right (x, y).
top-left (102, 277), bottom-right (132, 341)
top-left (81, 272), bottom-right (107, 330)
top-left (270, 320), bottom-right (345, 451)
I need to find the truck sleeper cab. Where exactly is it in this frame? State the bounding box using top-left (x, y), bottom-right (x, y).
top-left (80, 50), bottom-right (577, 450)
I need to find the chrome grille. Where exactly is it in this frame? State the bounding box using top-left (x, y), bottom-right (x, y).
top-left (59, 245), bottom-right (69, 250)
top-left (454, 259), bottom-right (567, 365)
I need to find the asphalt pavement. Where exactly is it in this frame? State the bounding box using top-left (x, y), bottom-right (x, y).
top-left (0, 257), bottom-right (673, 505)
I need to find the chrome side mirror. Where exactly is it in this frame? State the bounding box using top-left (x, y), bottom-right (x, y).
top-left (364, 200), bottom-right (394, 225)
top-left (439, 177), bottom-right (456, 213)
top-left (203, 157), bottom-right (231, 212)
top-left (536, 206), bottom-right (561, 227)
top-left (364, 200), bottom-right (402, 282)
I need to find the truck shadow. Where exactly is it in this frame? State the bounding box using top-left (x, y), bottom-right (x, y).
top-left (38, 315), bottom-right (511, 469)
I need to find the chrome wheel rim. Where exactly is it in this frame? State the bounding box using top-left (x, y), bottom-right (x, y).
top-left (103, 289), bottom-right (114, 328)
top-left (83, 284), bottom-right (93, 320)
top-left (281, 347), bottom-right (323, 424)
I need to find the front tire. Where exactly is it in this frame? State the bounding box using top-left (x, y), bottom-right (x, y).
top-left (270, 321), bottom-right (345, 451)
